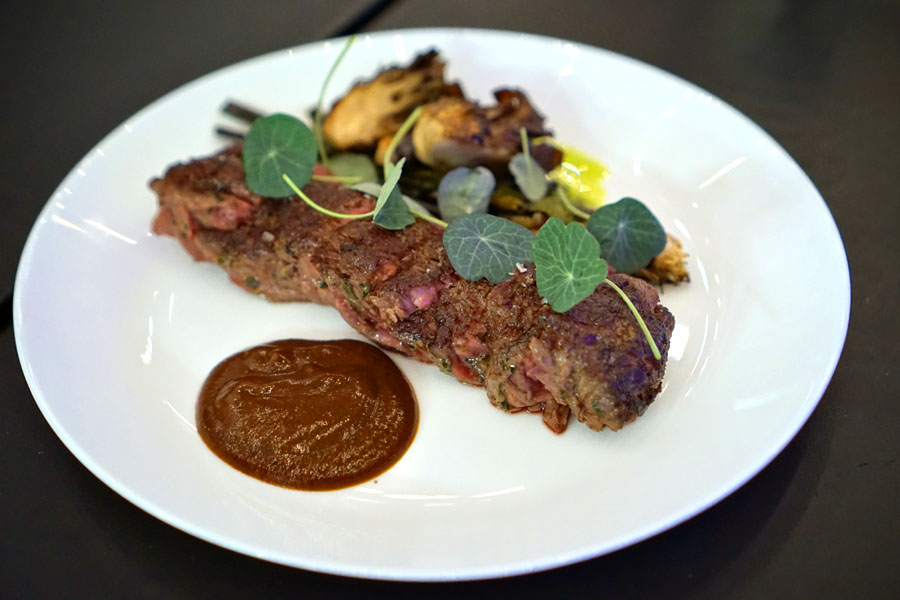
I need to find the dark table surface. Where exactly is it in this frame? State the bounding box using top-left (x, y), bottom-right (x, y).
top-left (3, 1), bottom-right (898, 598)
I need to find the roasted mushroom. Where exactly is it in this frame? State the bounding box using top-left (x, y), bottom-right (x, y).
top-left (411, 89), bottom-right (550, 170)
top-left (322, 50), bottom-right (458, 151)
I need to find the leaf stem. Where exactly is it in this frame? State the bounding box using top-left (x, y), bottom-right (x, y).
top-left (556, 186), bottom-right (592, 221)
top-left (311, 174), bottom-right (364, 184)
top-left (603, 278), bottom-right (662, 360)
top-left (519, 126), bottom-right (537, 182)
top-left (519, 127), bottom-right (531, 161)
top-left (314, 34), bottom-right (357, 165)
top-left (383, 106), bottom-right (423, 179)
top-left (282, 174), bottom-right (375, 220)
top-left (285, 172), bottom-right (444, 228)
top-left (411, 209), bottom-right (447, 228)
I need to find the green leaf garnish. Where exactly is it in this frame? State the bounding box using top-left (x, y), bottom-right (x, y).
top-left (509, 128), bottom-right (548, 201)
top-left (326, 152), bottom-right (379, 183)
top-left (437, 166), bottom-right (495, 222)
top-left (533, 217), bottom-right (608, 312)
top-left (509, 154), bottom-right (548, 202)
top-left (443, 213), bottom-right (535, 284)
top-left (243, 114), bottom-right (317, 197)
top-left (282, 174), bottom-right (374, 220)
top-left (314, 34), bottom-right (356, 164)
top-left (555, 186), bottom-right (592, 221)
top-left (312, 174), bottom-right (364, 184)
top-left (353, 181), bottom-right (431, 218)
top-left (586, 197), bottom-right (667, 274)
top-left (603, 278), bottom-right (661, 360)
top-left (373, 158), bottom-right (415, 230)
top-left (382, 106), bottom-right (423, 178)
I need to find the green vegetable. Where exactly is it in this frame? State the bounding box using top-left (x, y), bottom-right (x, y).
top-left (508, 128), bottom-right (548, 202)
top-left (373, 158), bottom-right (415, 230)
top-left (351, 181), bottom-right (384, 196)
top-left (314, 34), bottom-right (356, 164)
top-left (312, 174), bottom-right (365, 185)
top-left (555, 186), bottom-right (592, 221)
top-left (443, 213), bottom-right (535, 284)
top-left (586, 197), bottom-right (667, 274)
top-left (353, 181), bottom-right (429, 215)
top-left (243, 114), bottom-right (317, 197)
top-left (382, 106), bottom-right (423, 178)
top-left (282, 173), bottom-right (374, 220)
top-left (399, 194), bottom-right (432, 216)
top-left (530, 217), bottom-right (663, 357)
top-left (437, 166), bottom-right (495, 222)
top-left (236, 61), bottom-right (664, 357)
top-left (326, 153), bottom-right (379, 183)
top-left (532, 217), bottom-right (608, 312)
top-left (603, 277), bottom-right (661, 360)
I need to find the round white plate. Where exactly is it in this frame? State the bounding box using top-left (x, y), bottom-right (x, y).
top-left (13, 28), bottom-right (849, 580)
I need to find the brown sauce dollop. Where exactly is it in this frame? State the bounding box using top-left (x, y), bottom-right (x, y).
top-left (197, 339), bottom-right (418, 491)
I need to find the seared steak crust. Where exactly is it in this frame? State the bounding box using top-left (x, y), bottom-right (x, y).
top-left (150, 147), bottom-right (675, 433)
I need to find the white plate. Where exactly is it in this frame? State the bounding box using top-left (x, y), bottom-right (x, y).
top-left (13, 28), bottom-right (849, 580)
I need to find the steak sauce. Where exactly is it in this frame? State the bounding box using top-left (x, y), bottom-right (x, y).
top-left (197, 339), bottom-right (417, 491)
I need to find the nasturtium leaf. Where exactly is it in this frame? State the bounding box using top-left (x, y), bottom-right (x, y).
top-left (509, 153), bottom-right (549, 202)
top-left (586, 197), bottom-right (667, 274)
top-left (373, 158), bottom-right (415, 230)
top-left (443, 214), bottom-right (535, 284)
top-left (354, 181), bottom-right (430, 215)
top-left (243, 114), bottom-right (317, 197)
top-left (533, 217), bottom-right (608, 312)
top-left (437, 166), bottom-right (495, 222)
top-left (350, 181), bottom-right (382, 196)
top-left (327, 152), bottom-right (379, 183)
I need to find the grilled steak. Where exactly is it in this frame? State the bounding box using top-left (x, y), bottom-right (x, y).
top-left (150, 147), bottom-right (675, 433)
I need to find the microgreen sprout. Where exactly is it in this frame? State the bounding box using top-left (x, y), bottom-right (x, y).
top-left (410, 208), bottom-right (449, 228)
top-left (311, 174), bottom-right (365, 184)
top-left (603, 278), bottom-right (662, 359)
top-left (555, 186), bottom-right (592, 221)
top-left (314, 34), bottom-right (357, 165)
top-left (509, 128), bottom-right (548, 201)
top-left (282, 174), bottom-right (375, 220)
top-left (521, 128), bottom-right (532, 169)
top-left (382, 106), bottom-right (423, 178)
top-left (437, 166), bottom-right (495, 222)
top-left (373, 158), bottom-right (416, 229)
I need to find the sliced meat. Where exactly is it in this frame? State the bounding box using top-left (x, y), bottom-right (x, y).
top-left (150, 147), bottom-right (675, 433)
